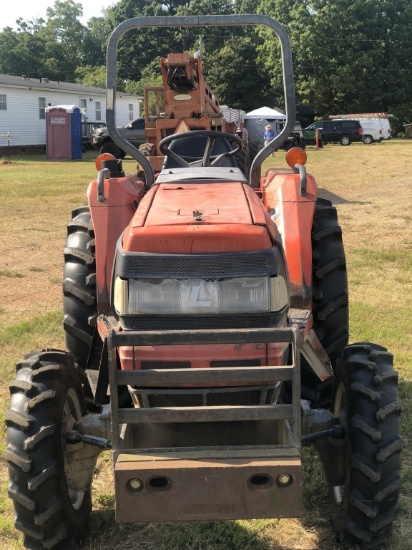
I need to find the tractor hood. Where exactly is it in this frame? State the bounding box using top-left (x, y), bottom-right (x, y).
top-left (122, 181), bottom-right (276, 254)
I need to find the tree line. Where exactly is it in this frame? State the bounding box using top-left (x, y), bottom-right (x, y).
top-left (1, 0), bottom-right (411, 132)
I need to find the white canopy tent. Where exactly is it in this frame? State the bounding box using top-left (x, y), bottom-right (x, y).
top-left (244, 107), bottom-right (287, 153)
top-left (244, 106), bottom-right (286, 120)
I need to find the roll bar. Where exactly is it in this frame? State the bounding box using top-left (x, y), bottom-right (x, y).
top-left (106, 15), bottom-right (296, 188)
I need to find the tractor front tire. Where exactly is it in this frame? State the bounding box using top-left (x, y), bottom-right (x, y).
top-left (6, 350), bottom-right (92, 550)
top-left (329, 343), bottom-right (402, 547)
top-left (63, 207), bottom-right (97, 372)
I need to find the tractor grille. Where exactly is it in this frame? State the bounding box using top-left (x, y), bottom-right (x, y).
top-left (122, 312), bottom-right (283, 331)
top-left (126, 256), bottom-right (268, 278)
top-left (115, 245), bottom-right (282, 280)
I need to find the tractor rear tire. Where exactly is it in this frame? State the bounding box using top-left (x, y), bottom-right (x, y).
top-left (6, 350), bottom-right (92, 550)
top-left (329, 343), bottom-right (402, 547)
top-left (63, 207), bottom-right (96, 372)
top-left (248, 139), bottom-right (260, 166)
top-left (235, 143), bottom-right (250, 177)
top-left (301, 198), bottom-right (349, 406)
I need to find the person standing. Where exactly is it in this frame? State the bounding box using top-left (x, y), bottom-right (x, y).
top-left (264, 124), bottom-right (276, 156)
top-left (239, 122), bottom-right (248, 144)
top-left (264, 124), bottom-right (276, 146)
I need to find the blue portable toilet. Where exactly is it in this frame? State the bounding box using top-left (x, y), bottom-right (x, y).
top-left (46, 105), bottom-right (82, 160)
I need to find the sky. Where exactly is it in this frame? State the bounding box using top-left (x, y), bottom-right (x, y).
top-left (1, 1), bottom-right (118, 30)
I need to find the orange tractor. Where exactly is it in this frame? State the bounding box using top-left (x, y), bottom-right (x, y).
top-left (6, 15), bottom-right (402, 550)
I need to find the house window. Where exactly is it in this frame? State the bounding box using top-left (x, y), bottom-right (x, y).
top-left (39, 97), bottom-right (46, 119)
top-left (129, 104), bottom-right (133, 121)
top-left (95, 101), bottom-right (102, 121)
top-left (0, 94), bottom-right (7, 110)
top-left (80, 98), bottom-right (87, 119)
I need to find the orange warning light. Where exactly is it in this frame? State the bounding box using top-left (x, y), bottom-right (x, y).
top-left (285, 147), bottom-right (307, 168)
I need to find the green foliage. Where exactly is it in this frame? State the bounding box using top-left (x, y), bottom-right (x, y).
top-left (256, 0), bottom-right (412, 130)
top-left (75, 64), bottom-right (106, 88)
top-left (203, 37), bottom-right (271, 110)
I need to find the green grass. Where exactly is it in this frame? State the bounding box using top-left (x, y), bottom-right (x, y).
top-left (0, 270), bottom-right (24, 278)
top-left (0, 143), bottom-right (411, 550)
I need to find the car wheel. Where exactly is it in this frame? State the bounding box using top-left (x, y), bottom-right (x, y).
top-left (340, 135), bottom-right (352, 146)
top-left (363, 135), bottom-right (373, 145)
top-left (100, 141), bottom-right (122, 158)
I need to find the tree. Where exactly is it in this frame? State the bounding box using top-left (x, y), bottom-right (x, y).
top-left (75, 65), bottom-right (106, 87)
top-left (203, 37), bottom-right (271, 111)
top-left (257, 0), bottom-right (412, 128)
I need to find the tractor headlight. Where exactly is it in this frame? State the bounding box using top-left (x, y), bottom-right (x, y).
top-left (114, 276), bottom-right (288, 316)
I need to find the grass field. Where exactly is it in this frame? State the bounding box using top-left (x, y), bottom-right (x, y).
top-left (0, 141), bottom-right (411, 549)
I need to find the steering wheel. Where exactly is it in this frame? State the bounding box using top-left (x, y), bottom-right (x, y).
top-left (158, 130), bottom-right (243, 168)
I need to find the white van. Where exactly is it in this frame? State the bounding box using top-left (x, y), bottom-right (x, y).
top-left (380, 118), bottom-right (392, 140)
top-left (358, 118), bottom-right (392, 143)
top-left (358, 119), bottom-right (384, 144)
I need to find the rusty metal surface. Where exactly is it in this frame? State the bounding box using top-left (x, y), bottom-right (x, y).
top-left (301, 329), bottom-right (333, 381)
top-left (116, 366), bottom-right (293, 386)
top-left (117, 404), bottom-right (293, 424)
top-left (115, 455), bottom-right (302, 522)
top-left (111, 325), bottom-right (296, 347)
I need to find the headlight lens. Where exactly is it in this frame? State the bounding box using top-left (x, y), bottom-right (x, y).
top-left (115, 276), bottom-right (288, 316)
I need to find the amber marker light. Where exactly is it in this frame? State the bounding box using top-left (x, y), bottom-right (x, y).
top-left (96, 152), bottom-right (116, 171)
top-left (286, 147), bottom-right (307, 168)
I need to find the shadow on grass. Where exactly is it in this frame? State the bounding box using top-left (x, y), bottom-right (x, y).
top-left (318, 188), bottom-right (370, 206)
top-left (82, 513), bottom-right (314, 550)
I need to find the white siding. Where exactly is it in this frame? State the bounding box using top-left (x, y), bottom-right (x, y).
top-left (0, 85), bottom-right (141, 147)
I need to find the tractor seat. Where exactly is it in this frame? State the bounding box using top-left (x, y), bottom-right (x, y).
top-left (163, 135), bottom-right (237, 169)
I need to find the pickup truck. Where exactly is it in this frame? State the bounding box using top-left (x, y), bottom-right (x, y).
top-left (91, 117), bottom-right (146, 157)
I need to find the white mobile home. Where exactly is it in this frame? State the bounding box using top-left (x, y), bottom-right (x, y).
top-left (0, 74), bottom-right (142, 151)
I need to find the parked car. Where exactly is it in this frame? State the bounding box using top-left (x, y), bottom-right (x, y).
top-left (91, 117), bottom-right (146, 157)
top-left (304, 119), bottom-right (363, 146)
top-left (329, 115), bottom-right (392, 144)
top-left (358, 117), bottom-right (391, 142)
top-left (380, 117), bottom-right (392, 139)
top-left (272, 121), bottom-right (307, 150)
top-left (357, 119), bottom-right (384, 144)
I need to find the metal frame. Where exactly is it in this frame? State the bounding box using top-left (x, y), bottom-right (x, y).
top-left (103, 317), bottom-right (301, 459)
top-left (106, 15), bottom-right (296, 188)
